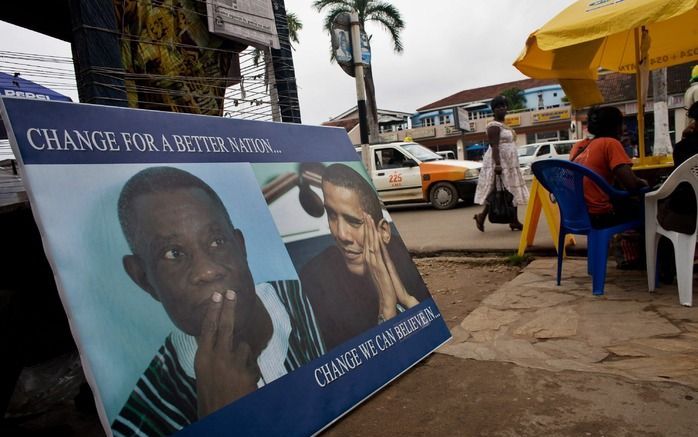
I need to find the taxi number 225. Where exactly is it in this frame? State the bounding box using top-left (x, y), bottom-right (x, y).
top-left (389, 172), bottom-right (403, 185)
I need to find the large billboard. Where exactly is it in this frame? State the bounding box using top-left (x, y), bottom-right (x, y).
top-left (113, 0), bottom-right (246, 115)
top-left (2, 98), bottom-right (451, 436)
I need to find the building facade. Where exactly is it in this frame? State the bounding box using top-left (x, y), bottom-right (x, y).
top-left (325, 62), bottom-right (696, 161)
top-left (322, 107), bottom-right (411, 143)
top-left (393, 78), bottom-right (573, 160)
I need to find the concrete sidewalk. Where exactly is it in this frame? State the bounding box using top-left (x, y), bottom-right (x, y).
top-left (439, 257), bottom-right (698, 390)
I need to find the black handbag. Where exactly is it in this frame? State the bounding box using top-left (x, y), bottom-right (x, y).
top-left (487, 175), bottom-right (516, 224)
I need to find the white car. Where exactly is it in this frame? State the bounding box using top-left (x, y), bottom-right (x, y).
top-left (436, 150), bottom-right (456, 160)
top-left (356, 142), bottom-right (482, 209)
top-left (518, 139), bottom-right (577, 177)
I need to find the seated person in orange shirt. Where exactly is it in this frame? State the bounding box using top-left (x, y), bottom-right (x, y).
top-left (569, 106), bottom-right (648, 229)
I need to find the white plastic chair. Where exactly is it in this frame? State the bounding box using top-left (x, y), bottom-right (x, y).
top-left (645, 154), bottom-right (698, 306)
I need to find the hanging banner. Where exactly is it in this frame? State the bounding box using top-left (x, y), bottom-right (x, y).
top-left (453, 107), bottom-right (472, 132)
top-left (532, 108), bottom-right (571, 123)
top-left (331, 12), bottom-right (371, 78)
top-left (1, 98), bottom-right (451, 437)
top-left (113, 0), bottom-right (246, 116)
top-left (505, 114), bottom-right (522, 127)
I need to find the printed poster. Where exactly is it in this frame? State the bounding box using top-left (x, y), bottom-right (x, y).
top-left (1, 98), bottom-right (451, 436)
top-left (113, 0), bottom-right (245, 116)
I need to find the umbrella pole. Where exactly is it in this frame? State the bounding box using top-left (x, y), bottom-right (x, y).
top-left (635, 27), bottom-right (646, 164)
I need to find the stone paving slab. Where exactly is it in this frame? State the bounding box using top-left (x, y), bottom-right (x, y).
top-left (439, 258), bottom-right (698, 389)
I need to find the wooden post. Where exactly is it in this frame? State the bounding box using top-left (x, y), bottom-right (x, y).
top-left (518, 178), bottom-right (575, 256)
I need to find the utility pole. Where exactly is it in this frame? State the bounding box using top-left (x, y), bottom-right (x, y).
top-left (350, 11), bottom-right (370, 169)
top-left (271, 0), bottom-right (301, 123)
top-left (653, 67), bottom-right (671, 156)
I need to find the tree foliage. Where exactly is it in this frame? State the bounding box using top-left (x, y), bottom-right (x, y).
top-left (313, 0), bottom-right (404, 53)
top-left (286, 12), bottom-right (303, 48)
top-left (253, 11), bottom-right (303, 66)
top-left (501, 87), bottom-right (526, 110)
top-left (313, 0), bottom-right (405, 143)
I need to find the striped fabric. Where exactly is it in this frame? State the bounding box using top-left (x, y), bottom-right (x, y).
top-left (270, 279), bottom-right (326, 370)
top-left (111, 280), bottom-right (325, 437)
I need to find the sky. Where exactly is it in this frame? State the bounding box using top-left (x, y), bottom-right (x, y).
top-left (0, 0), bottom-right (576, 126)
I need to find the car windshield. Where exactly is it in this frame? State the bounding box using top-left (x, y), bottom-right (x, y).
top-left (554, 142), bottom-right (574, 154)
top-left (518, 146), bottom-right (537, 157)
top-left (402, 143), bottom-right (443, 162)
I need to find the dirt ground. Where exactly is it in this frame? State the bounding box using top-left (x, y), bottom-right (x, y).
top-left (324, 258), bottom-right (698, 437)
top-left (4, 258), bottom-right (698, 436)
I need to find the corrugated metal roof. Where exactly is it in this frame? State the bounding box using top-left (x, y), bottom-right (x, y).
top-left (321, 118), bottom-right (360, 132)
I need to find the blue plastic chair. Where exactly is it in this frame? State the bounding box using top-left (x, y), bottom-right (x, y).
top-left (531, 159), bottom-right (644, 295)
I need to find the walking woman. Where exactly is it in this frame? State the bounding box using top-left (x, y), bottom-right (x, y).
top-left (473, 95), bottom-right (529, 231)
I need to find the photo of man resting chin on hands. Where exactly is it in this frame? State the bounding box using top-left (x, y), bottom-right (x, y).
top-left (112, 166), bottom-right (323, 437)
top-left (300, 163), bottom-right (430, 351)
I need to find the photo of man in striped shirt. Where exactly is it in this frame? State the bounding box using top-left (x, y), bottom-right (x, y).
top-left (111, 166), bottom-right (324, 436)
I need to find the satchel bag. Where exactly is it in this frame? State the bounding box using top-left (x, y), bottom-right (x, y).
top-left (487, 175), bottom-right (516, 224)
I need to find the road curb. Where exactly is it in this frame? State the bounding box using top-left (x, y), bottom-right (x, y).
top-left (408, 246), bottom-right (587, 259)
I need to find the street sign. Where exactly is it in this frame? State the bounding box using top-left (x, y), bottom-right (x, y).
top-left (206, 0), bottom-right (280, 49)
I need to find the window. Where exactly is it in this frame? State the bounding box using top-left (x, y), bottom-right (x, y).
top-left (518, 145), bottom-right (537, 158)
top-left (376, 148), bottom-right (409, 169)
top-left (424, 118), bottom-right (434, 127)
top-left (534, 131), bottom-right (559, 142)
top-left (402, 143), bottom-right (442, 161)
top-left (537, 144), bottom-right (550, 156)
top-left (439, 114), bottom-right (451, 125)
top-left (554, 142), bottom-right (574, 154)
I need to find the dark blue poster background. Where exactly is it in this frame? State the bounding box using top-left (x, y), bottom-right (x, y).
top-left (2, 98), bottom-right (359, 165)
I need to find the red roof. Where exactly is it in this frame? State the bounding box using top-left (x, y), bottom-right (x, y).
top-left (418, 63), bottom-right (695, 112)
top-left (417, 78), bottom-right (560, 111)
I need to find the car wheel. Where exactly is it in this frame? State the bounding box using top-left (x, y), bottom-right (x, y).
top-left (429, 182), bottom-right (458, 210)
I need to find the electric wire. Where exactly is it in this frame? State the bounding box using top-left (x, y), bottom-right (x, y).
top-left (0, 46), bottom-right (289, 121)
top-left (0, 0), bottom-right (299, 122)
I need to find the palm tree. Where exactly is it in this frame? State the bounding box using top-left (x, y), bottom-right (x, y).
top-left (286, 12), bottom-right (303, 47)
top-left (253, 11), bottom-right (303, 66)
top-left (313, 0), bottom-right (404, 144)
top-left (500, 87), bottom-right (526, 111)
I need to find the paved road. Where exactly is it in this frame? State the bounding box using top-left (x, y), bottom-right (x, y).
top-left (387, 200), bottom-right (588, 254)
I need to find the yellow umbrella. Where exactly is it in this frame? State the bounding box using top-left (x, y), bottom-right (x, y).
top-left (514, 0), bottom-right (698, 163)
